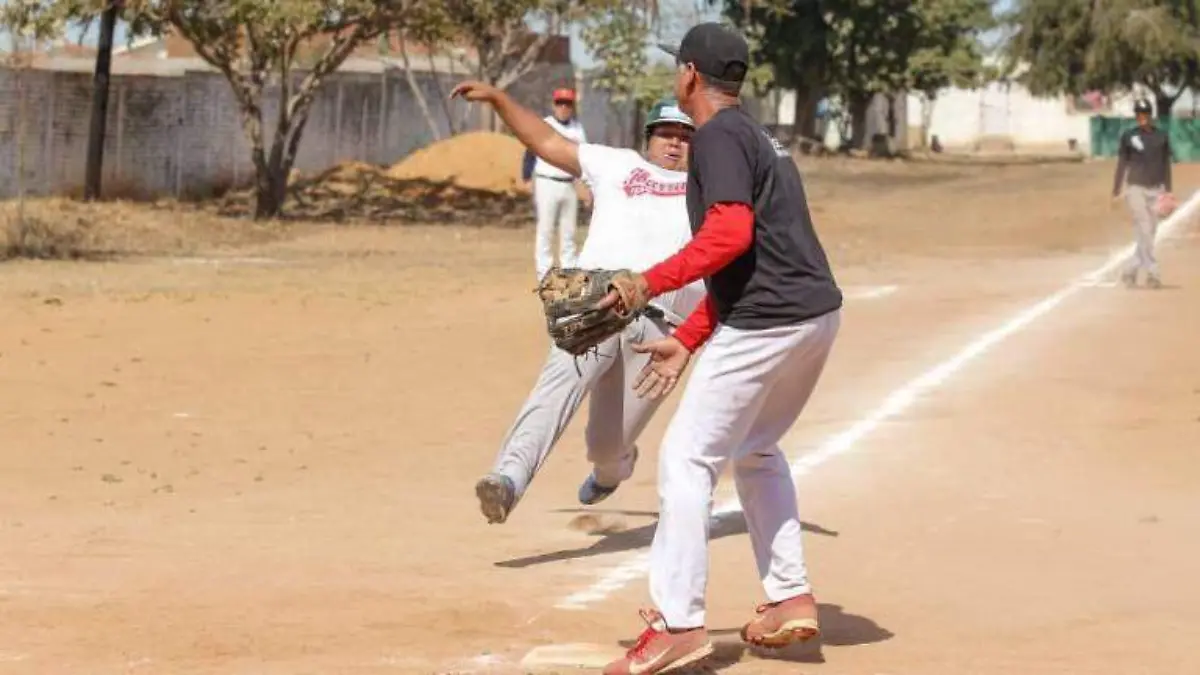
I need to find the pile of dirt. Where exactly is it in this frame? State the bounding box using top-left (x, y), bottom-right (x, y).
top-left (218, 132), bottom-right (533, 225)
top-left (386, 131), bottom-right (528, 193)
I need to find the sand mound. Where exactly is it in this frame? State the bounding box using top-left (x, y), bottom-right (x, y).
top-left (216, 132), bottom-right (536, 224)
top-left (386, 131), bottom-right (527, 194)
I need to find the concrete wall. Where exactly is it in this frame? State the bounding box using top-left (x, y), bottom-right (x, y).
top-left (0, 58), bottom-right (575, 199)
top-left (903, 83), bottom-right (1135, 154)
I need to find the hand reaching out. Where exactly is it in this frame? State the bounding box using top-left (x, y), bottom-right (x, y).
top-left (449, 80), bottom-right (500, 103)
top-left (631, 337), bottom-right (692, 399)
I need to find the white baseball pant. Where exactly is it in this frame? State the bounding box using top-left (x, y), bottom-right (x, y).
top-left (649, 309), bottom-right (841, 629)
top-left (1124, 184), bottom-right (1164, 280)
top-left (491, 315), bottom-right (674, 499)
top-left (533, 176), bottom-right (579, 280)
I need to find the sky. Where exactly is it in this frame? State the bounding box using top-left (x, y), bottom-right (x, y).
top-left (39, 0), bottom-right (717, 69)
top-left (38, 0), bottom-right (1004, 70)
top-left (565, 0), bottom-right (721, 70)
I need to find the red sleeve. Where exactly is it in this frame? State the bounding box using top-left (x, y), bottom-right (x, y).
top-left (673, 294), bottom-right (718, 352)
top-left (642, 202), bottom-right (753, 296)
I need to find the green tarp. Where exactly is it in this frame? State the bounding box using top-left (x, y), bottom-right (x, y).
top-left (1090, 116), bottom-right (1200, 161)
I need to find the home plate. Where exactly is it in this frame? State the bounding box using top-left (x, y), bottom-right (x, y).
top-left (520, 643), bottom-right (624, 670)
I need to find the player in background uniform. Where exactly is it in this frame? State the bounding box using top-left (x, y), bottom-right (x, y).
top-left (594, 23), bottom-right (843, 675)
top-left (451, 79), bottom-right (705, 525)
top-left (1112, 97), bottom-right (1174, 289)
top-left (520, 88), bottom-right (590, 281)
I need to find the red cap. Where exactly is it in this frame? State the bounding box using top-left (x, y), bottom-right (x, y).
top-left (552, 88), bottom-right (576, 103)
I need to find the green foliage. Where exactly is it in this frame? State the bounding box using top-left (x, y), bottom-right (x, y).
top-left (716, 0), bottom-right (993, 97)
top-left (720, 0), bottom-right (827, 94)
top-left (436, 0), bottom-right (552, 87)
top-left (825, 0), bottom-right (924, 98)
top-left (579, 3), bottom-right (685, 108)
top-left (712, 0), bottom-right (992, 147)
top-left (1005, 0), bottom-right (1200, 109)
top-left (579, 4), bottom-right (652, 102)
top-left (907, 0), bottom-right (994, 96)
top-left (0, 0), bottom-right (72, 44)
top-left (439, 0), bottom-right (656, 91)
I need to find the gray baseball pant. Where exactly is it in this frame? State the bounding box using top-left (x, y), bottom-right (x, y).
top-left (491, 314), bottom-right (673, 499)
top-left (1124, 184), bottom-right (1164, 280)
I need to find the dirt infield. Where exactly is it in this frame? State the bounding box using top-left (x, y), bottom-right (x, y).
top-left (1, 159), bottom-right (1198, 674)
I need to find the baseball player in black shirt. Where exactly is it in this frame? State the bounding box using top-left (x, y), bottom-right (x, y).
top-left (1112, 98), bottom-right (1175, 288)
top-left (596, 22), bottom-right (842, 675)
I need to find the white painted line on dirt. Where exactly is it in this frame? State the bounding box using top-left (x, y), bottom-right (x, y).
top-left (552, 190), bottom-right (1200, 612)
top-left (168, 256), bottom-right (287, 266)
top-left (844, 284), bottom-right (898, 300)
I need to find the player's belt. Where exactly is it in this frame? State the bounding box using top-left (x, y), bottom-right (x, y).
top-left (534, 174), bottom-right (574, 183)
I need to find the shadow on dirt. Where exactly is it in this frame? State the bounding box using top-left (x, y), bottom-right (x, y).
top-left (494, 510), bottom-right (838, 569)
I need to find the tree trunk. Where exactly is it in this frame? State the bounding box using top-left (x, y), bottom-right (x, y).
top-left (791, 86), bottom-right (824, 154)
top-left (885, 93), bottom-right (897, 138)
top-left (919, 92), bottom-right (937, 149)
top-left (1154, 92), bottom-right (1176, 120)
top-left (425, 43), bottom-right (458, 135)
top-left (245, 77), bottom-right (322, 220)
top-left (253, 153), bottom-right (289, 219)
top-left (231, 85), bottom-right (279, 220)
top-left (477, 57), bottom-right (498, 132)
top-left (397, 37), bottom-right (443, 142)
top-left (189, 23), bottom-right (371, 220)
top-left (848, 92), bottom-right (872, 151)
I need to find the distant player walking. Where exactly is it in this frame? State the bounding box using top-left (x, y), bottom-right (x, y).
top-left (452, 79), bottom-right (705, 524)
top-left (1112, 97), bottom-right (1175, 289)
top-left (594, 23), bottom-right (843, 675)
top-left (521, 88), bottom-right (589, 280)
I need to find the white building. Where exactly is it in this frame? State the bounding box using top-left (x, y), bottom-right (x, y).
top-left (904, 80), bottom-right (1138, 155)
top-left (900, 56), bottom-right (1200, 156)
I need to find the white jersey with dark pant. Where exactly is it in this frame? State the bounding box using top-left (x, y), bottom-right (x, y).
top-left (491, 144), bottom-right (705, 506)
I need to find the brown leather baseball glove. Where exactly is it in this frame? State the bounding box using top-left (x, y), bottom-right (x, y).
top-left (536, 268), bottom-right (653, 356)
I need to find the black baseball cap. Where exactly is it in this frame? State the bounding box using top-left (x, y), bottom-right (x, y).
top-left (658, 22), bottom-right (749, 87)
top-left (1133, 98), bottom-right (1153, 114)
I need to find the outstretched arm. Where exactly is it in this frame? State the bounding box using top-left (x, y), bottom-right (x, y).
top-left (452, 80), bottom-right (581, 178)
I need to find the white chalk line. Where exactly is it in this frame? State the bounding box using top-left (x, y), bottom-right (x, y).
top-left (552, 190), bottom-right (1200, 612)
top-left (167, 256), bottom-right (287, 266)
top-left (844, 284), bottom-right (898, 300)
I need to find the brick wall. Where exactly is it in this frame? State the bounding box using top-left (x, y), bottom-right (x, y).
top-left (0, 58), bottom-right (578, 200)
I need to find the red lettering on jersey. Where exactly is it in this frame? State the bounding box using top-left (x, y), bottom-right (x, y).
top-left (622, 168), bottom-right (686, 197)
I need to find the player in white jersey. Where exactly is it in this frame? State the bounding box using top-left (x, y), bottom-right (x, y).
top-left (451, 80), bottom-right (703, 524)
top-left (521, 88), bottom-right (590, 281)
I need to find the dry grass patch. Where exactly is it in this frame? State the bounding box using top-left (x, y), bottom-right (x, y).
top-left (0, 198), bottom-right (293, 261)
